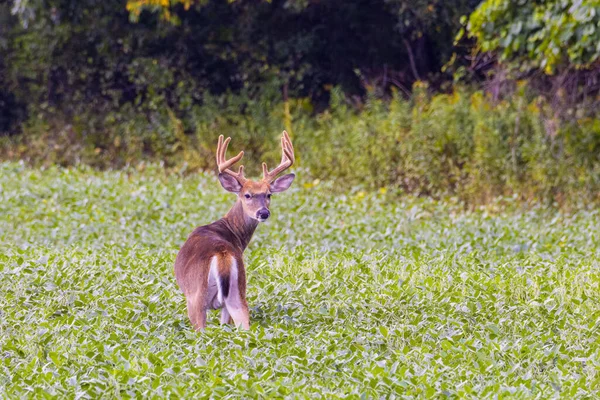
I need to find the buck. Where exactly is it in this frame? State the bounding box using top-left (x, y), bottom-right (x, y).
top-left (174, 131), bottom-right (295, 330)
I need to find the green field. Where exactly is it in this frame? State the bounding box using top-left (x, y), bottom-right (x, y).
top-left (1, 162), bottom-right (599, 398)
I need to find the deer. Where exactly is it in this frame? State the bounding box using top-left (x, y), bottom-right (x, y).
top-left (174, 131), bottom-right (295, 330)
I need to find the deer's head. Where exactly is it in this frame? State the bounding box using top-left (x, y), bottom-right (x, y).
top-left (216, 131), bottom-right (295, 222)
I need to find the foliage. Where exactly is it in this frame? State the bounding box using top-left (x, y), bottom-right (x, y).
top-left (3, 85), bottom-right (599, 206)
top-left (1, 0), bottom-right (479, 134)
top-left (3, 0), bottom-right (600, 207)
top-left (1, 162), bottom-right (599, 397)
top-left (466, 0), bottom-right (600, 74)
top-left (302, 85), bottom-right (600, 205)
top-left (127, 0), bottom-right (196, 23)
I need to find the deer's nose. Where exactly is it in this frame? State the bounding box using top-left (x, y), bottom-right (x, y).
top-left (257, 209), bottom-right (270, 221)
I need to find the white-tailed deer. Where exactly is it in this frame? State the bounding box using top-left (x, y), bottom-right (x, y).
top-left (174, 131), bottom-right (295, 330)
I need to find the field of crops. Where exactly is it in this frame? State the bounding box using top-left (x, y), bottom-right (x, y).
top-left (1, 162), bottom-right (599, 398)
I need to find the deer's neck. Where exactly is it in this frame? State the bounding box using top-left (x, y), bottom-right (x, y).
top-left (222, 200), bottom-right (258, 251)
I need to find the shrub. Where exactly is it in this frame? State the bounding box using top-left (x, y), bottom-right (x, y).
top-left (2, 84), bottom-right (599, 206)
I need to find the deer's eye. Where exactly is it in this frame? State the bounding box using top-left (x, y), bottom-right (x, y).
top-left (267, 194), bottom-right (272, 199)
top-left (244, 193), bottom-right (252, 199)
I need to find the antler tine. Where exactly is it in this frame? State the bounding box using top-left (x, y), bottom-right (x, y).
top-left (282, 130), bottom-right (295, 164)
top-left (262, 131), bottom-right (295, 183)
top-left (216, 135), bottom-right (247, 184)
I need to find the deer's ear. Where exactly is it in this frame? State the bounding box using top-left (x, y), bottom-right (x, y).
top-left (218, 173), bottom-right (242, 193)
top-left (270, 173), bottom-right (295, 193)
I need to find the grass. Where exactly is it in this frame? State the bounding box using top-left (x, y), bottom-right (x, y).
top-left (0, 161), bottom-right (599, 398)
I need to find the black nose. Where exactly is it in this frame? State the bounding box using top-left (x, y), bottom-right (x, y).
top-left (257, 209), bottom-right (270, 220)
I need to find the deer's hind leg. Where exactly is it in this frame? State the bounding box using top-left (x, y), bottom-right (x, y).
top-left (221, 256), bottom-right (250, 330)
top-left (225, 298), bottom-right (249, 330)
top-left (186, 290), bottom-right (207, 331)
top-left (220, 307), bottom-right (231, 324)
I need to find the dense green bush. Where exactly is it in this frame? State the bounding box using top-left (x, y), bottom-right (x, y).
top-left (461, 0), bottom-right (600, 124)
top-left (466, 0), bottom-right (600, 74)
top-left (301, 85), bottom-right (600, 204)
top-left (3, 84), bottom-right (599, 206)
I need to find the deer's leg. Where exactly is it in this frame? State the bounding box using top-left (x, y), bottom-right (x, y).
top-left (220, 307), bottom-right (231, 325)
top-left (225, 298), bottom-right (249, 330)
top-left (186, 292), bottom-right (207, 331)
top-left (223, 256), bottom-right (250, 330)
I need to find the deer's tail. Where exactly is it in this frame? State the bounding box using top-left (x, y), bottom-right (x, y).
top-left (210, 252), bottom-right (236, 303)
top-left (218, 261), bottom-right (230, 301)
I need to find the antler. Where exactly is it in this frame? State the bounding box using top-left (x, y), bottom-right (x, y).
top-left (262, 130), bottom-right (295, 183)
top-left (216, 135), bottom-right (247, 184)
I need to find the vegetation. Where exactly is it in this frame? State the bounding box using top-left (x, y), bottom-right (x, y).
top-left (2, 86), bottom-right (599, 205)
top-left (2, 1), bottom-right (600, 206)
top-left (466, 0), bottom-right (600, 74)
top-left (462, 0), bottom-right (600, 127)
top-left (2, 0), bottom-right (477, 133)
top-left (2, 2), bottom-right (599, 397)
top-left (1, 162), bottom-right (599, 397)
